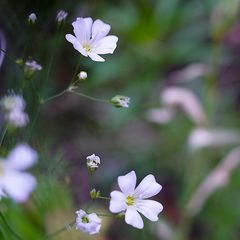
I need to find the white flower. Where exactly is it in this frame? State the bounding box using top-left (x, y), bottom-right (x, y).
top-left (0, 94), bottom-right (29, 128)
top-left (7, 109), bottom-right (29, 127)
top-left (25, 60), bottom-right (42, 71)
top-left (0, 144), bottom-right (38, 202)
top-left (1, 94), bottom-right (25, 112)
top-left (78, 71), bottom-right (88, 80)
top-left (28, 13), bottom-right (37, 23)
top-left (76, 209), bottom-right (101, 235)
top-left (110, 95), bottom-right (130, 108)
top-left (109, 171), bottom-right (163, 229)
top-left (86, 154), bottom-right (100, 171)
top-left (66, 17), bottom-right (118, 62)
top-left (56, 10), bottom-right (68, 23)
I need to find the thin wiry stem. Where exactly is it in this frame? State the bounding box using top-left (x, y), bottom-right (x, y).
top-left (97, 196), bottom-right (111, 200)
top-left (40, 89), bottom-right (68, 104)
top-left (69, 90), bottom-right (110, 103)
top-left (0, 125), bottom-right (8, 147)
top-left (0, 212), bottom-right (24, 240)
top-left (41, 220), bottom-right (75, 240)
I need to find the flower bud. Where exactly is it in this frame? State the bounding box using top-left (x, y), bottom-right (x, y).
top-left (90, 189), bottom-right (100, 199)
top-left (56, 10), bottom-right (68, 23)
top-left (110, 95), bottom-right (130, 108)
top-left (28, 13), bottom-right (37, 24)
top-left (24, 60), bottom-right (42, 78)
top-left (86, 154), bottom-right (100, 173)
top-left (78, 71), bottom-right (88, 80)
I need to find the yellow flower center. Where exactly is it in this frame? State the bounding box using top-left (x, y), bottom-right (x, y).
top-left (126, 196), bottom-right (135, 206)
top-left (82, 216), bottom-right (89, 223)
top-left (83, 43), bottom-right (91, 52)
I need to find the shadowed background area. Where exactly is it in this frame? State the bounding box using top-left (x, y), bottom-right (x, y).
top-left (1, 0), bottom-right (240, 239)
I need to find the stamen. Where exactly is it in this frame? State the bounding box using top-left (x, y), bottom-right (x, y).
top-left (126, 196), bottom-right (135, 206)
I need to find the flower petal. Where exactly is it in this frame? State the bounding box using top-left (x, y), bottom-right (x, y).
top-left (92, 35), bottom-right (118, 54)
top-left (136, 199), bottom-right (163, 221)
top-left (3, 171), bottom-right (36, 202)
top-left (7, 144), bottom-right (37, 170)
top-left (65, 34), bottom-right (88, 57)
top-left (87, 52), bottom-right (105, 62)
top-left (72, 17), bottom-right (92, 43)
top-left (134, 174), bottom-right (162, 199)
top-left (92, 19), bottom-right (111, 41)
top-left (125, 207), bottom-right (144, 229)
top-left (118, 171), bottom-right (137, 196)
top-left (109, 190), bottom-right (127, 213)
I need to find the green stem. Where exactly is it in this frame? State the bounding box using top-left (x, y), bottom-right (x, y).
top-left (69, 56), bottom-right (82, 85)
top-left (69, 90), bottom-right (110, 103)
top-left (41, 220), bottom-right (75, 240)
top-left (0, 125), bottom-right (8, 147)
top-left (0, 212), bottom-right (24, 240)
top-left (97, 196), bottom-right (110, 200)
top-left (40, 89), bottom-right (68, 104)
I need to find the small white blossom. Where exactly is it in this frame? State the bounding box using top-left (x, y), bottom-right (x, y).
top-left (28, 13), bottom-right (37, 24)
top-left (86, 154), bottom-right (100, 171)
top-left (25, 60), bottom-right (42, 71)
top-left (56, 10), bottom-right (68, 23)
top-left (7, 109), bottom-right (29, 127)
top-left (110, 170), bottom-right (163, 229)
top-left (78, 71), bottom-right (88, 80)
top-left (66, 17), bottom-right (118, 62)
top-left (0, 94), bottom-right (29, 128)
top-left (76, 209), bottom-right (101, 235)
top-left (110, 95), bottom-right (130, 108)
top-left (0, 144), bottom-right (38, 202)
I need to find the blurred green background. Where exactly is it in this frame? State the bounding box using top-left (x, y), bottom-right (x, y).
top-left (1, 0), bottom-right (240, 239)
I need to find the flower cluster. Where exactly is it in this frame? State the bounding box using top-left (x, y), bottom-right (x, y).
top-left (0, 93), bottom-right (29, 127)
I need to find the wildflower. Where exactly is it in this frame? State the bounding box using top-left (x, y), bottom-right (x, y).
top-left (25, 60), bottom-right (42, 71)
top-left (110, 95), bottom-right (130, 108)
top-left (0, 144), bottom-right (38, 202)
top-left (0, 93), bottom-right (29, 127)
top-left (66, 17), bottom-right (118, 62)
top-left (24, 60), bottom-right (42, 78)
top-left (86, 154), bottom-right (100, 173)
top-left (109, 170), bottom-right (163, 229)
top-left (76, 209), bottom-right (101, 235)
top-left (78, 71), bottom-right (88, 80)
top-left (56, 10), bottom-right (68, 23)
top-left (28, 13), bottom-right (37, 24)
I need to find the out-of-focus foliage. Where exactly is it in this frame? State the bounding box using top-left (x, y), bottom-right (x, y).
top-left (1, 0), bottom-right (240, 239)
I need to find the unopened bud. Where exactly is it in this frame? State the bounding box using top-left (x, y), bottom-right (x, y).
top-left (110, 95), bottom-right (130, 108)
top-left (78, 71), bottom-right (88, 80)
top-left (90, 189), bottom-right (100, 199)
top-left (28, 13), bottom-right (37, 24)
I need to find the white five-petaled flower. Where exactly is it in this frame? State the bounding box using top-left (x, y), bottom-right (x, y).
top-left (76, 209), bottom-right (102, 235)
top-left (56, 10), bottom-right (68, 23)
top-left (86, 154), bottom-right (100, 171)
top-left (109, 170), bottom-right (163, 229)
top-left (0, 144), bottom-right (38, 202)
top-left (65, 17), bottom-right (118, 62)
top-left (0, 93), bottom-right (29, 128)
top-left (28, 13), bottom-right (37, 24)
